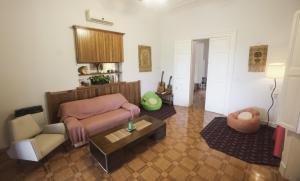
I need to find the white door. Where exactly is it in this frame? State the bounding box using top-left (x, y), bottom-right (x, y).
top-left (205, 36), bottom-right (232, 115)
top-left (173, 40), bottom-right (193, 106)
top-left (278, 10), bottom-right (300, 133)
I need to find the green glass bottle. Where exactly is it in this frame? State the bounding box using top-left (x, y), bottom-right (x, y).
top-left (128, 121), bottom-right (133, 131)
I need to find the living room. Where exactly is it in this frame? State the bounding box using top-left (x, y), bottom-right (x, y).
top-left (1, 0), bottom-right (300, 180)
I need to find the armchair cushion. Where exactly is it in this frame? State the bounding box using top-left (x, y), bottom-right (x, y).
top-left (81, 109), bottom-right (131, 137)
top-left (10, 115), bottom-right (41, 142)
top-left (237, 112), bottom-right (253, 121)
top-left (42, 123), bottom-right (66, 134)
top-left (34, 134), bottom-right (65, 158)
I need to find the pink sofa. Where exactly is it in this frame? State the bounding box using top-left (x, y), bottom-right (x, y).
top-left (58, 93), bottom-right (140, 146)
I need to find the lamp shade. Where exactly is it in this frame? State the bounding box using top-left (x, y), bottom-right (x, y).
top-left (266, 63), bottom-right (285, 78)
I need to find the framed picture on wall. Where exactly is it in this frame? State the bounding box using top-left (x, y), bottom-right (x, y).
top-left (248, 45), bottom-right (268, 72)
top-left (138, 45), bottom-right (152, 72)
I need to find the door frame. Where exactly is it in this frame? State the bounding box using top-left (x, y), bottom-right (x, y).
top-left (189, 31), bottom-right (237, 115)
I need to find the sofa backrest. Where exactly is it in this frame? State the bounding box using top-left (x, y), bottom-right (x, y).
top-left (59, 93), bottom-right (128, 120)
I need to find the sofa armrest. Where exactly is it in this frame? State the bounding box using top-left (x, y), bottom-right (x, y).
top-left (121, 103), bottom-right (140, 118)
top-left (7, 139), bottom-right (41, 161)
top-left (42, 123), bottom-right (66, 135)
top-left (63, 117), bottom-right (87, 145)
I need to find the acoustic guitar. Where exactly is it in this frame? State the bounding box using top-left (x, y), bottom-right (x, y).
top-left (166, 76), bottom-right (173, 94)
top-left (157, 71), bottom-right (165, 93)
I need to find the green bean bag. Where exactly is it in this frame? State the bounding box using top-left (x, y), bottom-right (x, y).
top-left (141, 91), bottom-right (162, 111)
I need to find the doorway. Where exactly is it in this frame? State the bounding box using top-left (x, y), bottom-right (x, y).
top-left (173, 32), bottom-right (236, 115)
top-left (191, 39), bottom-right (209, 108)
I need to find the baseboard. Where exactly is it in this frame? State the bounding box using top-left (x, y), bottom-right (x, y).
top-left (260, 120), bottom-right (277, 128)
top-left (0, 147), bottom-right (7, 153)
top-left (279, 161), bottom-right (287, 177)
top-left (0, 147), bottom-right (9, 162)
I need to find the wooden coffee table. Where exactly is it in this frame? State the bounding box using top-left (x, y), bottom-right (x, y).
top-left (89, 115), bottom-right (166, 173)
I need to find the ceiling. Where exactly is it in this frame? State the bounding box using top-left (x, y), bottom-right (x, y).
top-left (139, 0), bottom-right (199, 9)
top-left (97, 0), bottom-right (208, 15)
top-left (167, 0), bottom-right (198, 8)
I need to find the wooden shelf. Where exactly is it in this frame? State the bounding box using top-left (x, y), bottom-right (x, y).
top-left (78, 72), bottom-right (122, 76)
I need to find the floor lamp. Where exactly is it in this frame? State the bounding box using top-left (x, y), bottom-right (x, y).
top-left (265, 63), bottom-right (285, 126)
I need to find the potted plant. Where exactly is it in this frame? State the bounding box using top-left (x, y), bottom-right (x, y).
top-left (89, 75), bottom-right (110, 85)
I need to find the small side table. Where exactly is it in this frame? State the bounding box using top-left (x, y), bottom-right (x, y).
top-left (156, 92), bottom-right (174, 105)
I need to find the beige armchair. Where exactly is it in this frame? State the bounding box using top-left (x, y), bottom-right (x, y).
top-left (7, 114), bottom-right (67, 162)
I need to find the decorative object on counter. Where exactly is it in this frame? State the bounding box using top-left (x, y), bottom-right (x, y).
top-left (166, 76), bottom-right (173, 94)
top-left (107, 69), bottom-right (115, 73)
top-left (248, 45), bottom-right (268, 72)
top-left (89, 75), bottom-right (110, 85)
top-left (138, 45), bottom-right (152, 72)
top-left (78, 66), bottom-right (88, 75)
top-left (114, 74), bottom-right (118, 82)
top-left (79, 79), bottom-right (90, 86)
top-left (96, 63), bottom-right (104, 73)
top-left (110, 75), bottom-right (116, 83)
top-left (157, 71), bottom-right (165, 93)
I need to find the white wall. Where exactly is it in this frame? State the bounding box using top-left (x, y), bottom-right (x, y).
top-left (160, 0), bottom-right (300, 122)
top-left (0, 0), bottom-right (161, 149)
top-left (193, 39), bottom-right (208, 84)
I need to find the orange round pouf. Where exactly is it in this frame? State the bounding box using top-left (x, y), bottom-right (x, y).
top-left (227, 108), bottom-right (260, 133)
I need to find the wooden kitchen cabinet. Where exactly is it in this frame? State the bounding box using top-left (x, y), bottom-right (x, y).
top-left (73, 26), bottom-right (124, 63)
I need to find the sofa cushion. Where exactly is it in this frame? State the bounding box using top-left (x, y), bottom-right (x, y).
top-left (34, 134), bottom-right (65, 158)
top-left (81, 109), bottom-right (131, 136)
top-left (59, 93), bottom-right (128, 120)
top-left (238, 112), bottom-right (253, 121)
top-left (10, 115), bottom-right (41, 142)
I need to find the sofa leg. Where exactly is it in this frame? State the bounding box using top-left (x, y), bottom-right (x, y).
top-left (62, 141), bottom-right (71, 152)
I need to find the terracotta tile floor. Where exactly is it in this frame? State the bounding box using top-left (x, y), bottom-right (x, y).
top-left (0, 91), bottom-right (286, 181)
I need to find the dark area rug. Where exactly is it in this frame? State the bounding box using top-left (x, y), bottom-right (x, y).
top-left (200, 117), bottom-right (281, 166)
top-left (140, 103), bottom-right (176, 120)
